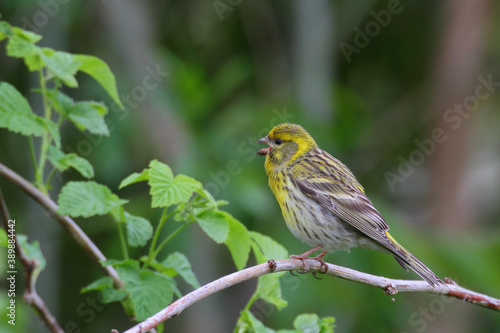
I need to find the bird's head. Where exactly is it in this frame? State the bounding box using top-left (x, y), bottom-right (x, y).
top-left (257, 123), bottom-right (318, 171)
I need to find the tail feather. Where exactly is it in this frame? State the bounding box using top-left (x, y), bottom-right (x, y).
top-left (386, 232), bottom-right (443, 288)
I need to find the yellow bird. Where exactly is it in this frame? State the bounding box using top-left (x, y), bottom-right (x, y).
top-left (257, 123), bottom-right (442, 287)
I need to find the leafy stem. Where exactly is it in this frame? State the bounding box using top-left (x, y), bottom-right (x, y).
top-left (151, 220), bottom-right (194, 260)
top-left (29, 136), bottom-right (38, 175)
top-left (35, 67), bottom-right (52, 194)
top-left (142, 208), bottom-right (174, 270)
top-left (117, 221), bottom-right (129, 260)
top-left (242, 292), bottom-right (258, 313)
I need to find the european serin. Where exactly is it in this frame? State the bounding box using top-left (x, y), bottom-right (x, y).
top-left (257, 123), bottom-right (442, 287)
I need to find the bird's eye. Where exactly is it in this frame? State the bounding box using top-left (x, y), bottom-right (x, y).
top-left (275, 139), bottom-right (283, 145)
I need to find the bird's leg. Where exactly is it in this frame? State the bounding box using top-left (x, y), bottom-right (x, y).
top-left (289, 244), bottom-right (323, 273)
top-left (311, 251), bottom-right (329, 277)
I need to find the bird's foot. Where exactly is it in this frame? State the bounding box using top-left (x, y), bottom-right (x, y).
top-left (289, 246), bottom-right (328, 277)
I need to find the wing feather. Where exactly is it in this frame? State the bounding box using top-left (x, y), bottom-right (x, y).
top-left (292, 149), bottom-right (397, 251)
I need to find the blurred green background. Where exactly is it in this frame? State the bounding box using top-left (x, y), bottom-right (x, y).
top-left (1, 0), bottom-right (500, 332)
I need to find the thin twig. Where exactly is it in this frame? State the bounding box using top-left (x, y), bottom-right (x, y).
top-left (120, 259), bottom-right (500, 333)
top-left (0, 162), bottom-right (123, 289)
top-left (0, 187), bottom-right (64, 333)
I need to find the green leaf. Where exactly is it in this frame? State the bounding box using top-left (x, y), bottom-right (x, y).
top-left (294, 314), bottom-right (321, 333)
top-left (6, 34), bottom-right (40, 58)
top-left (46, 89), bottom-right (74, 115)
top-left (81, 276), bottom-right (113, 293)
top-left (116, 262), bottom-right (174, 321)
top-left (17, 235), bottom-right (46, 283)
top-left (124, 212), bottom-right (153, 247)
top-left (223, 212), bottom-right (250, 270)
top-left (256, 274), bottom-right (288, 310)
top-left (318, 317), bottom-right (335, 333)
top-left (119, 169), bottom-right (150, 189)
top-left (13, 27), bottom-right (42, 43)
top-left (24, 52), bottom-right (44, 71)
top-left (237, 310), bottom-right (276, 333)
top-left (249, 232), bottom-right (288, 311)
top-left (40, 48), bottom-right (81, 87)
top-left (148, 160), bottom-right (201, 208)
top-left (0, 21), bottom-right (11, 42)
top-left (57, 181), bottom-right (128, 217)
top-left (161, 252), bottom-right (200, 289)
top-left (67, 101), bottom-right (109, 136)
top-left (40, 117), bottom-right (61, 148)
top-left (100, 259), bottom-right (130, 268)
top-left (196, 210), bottom-right (229, 244)
top-left (100, 288), bottom-right (128, 304)
top-left (75, 54), bottom-right (124, 108)
top-left (291, 314), bottom-right (335, 333)
top-left (250, 231), bottom-right (288, 263)
top-left (67, 154), bottom-right (93, 178)
top-left (0, 81), bottom-right (46, 136)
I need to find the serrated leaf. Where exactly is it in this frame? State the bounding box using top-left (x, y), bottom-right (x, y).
top-left (250, 231), bottom-right (288, 263)
top-left (100, 288), bottom-right (128, 304)
top-left (161, 252), bottom-right (200, 289)
top-left (6, 34), bottom-right (40, 58)
top-left (13, 27), bottom-right (42, 43)
top-left (124, 212), bottom-right (153, 247)
top-left (256, 274), bottom-right (288, 310)
top-left (318, 317), bottom-right (335, 333)
top-left (119, 169), bottom-right (149, 189)
top-left (0, 21), bottom-right (12, 41)
top-left (65, 154), bottom-right (93, 178)
top-left (67, 101), bottom-right (109, 136)
top-left (100, 259), bottom-right (130, 268)
top-left (148, 160), bottom-right (201, 208)
top-left (17, 235), bottom-right (46, 284)
top-left (238, 310), bottom-right (276, 333)
top-left (196, 210), bottom-right (229, 244)
top-left (47, 146), bottom-right (94, 178)
top-left (81, 276), bottom-right (113, 293)
top-left (75, 54), bottom-right (123, 108)
top-left (249, 232), bottom-right (288, 311)
top-left (40, 49), bottom-right (81, 87)
top-left (116, 263), bottom-right (174, 321)
top-left (0, 81), bottom-right (46, 136)
top-left (294, 314), bottom-right (321, 333)
top-left (223, 212), bottom-right (250, 270)
top-left (46, 89), bottom-right (74, 115)
top-left (24, 52), bottom-right (43, 71)
top-left (57, 181), bottom-right (128, 217)
top-left (37, 117), bottom-right (61, 148)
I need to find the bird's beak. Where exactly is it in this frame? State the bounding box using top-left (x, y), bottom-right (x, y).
top-left (257, 135), bottom-right (271, 156)
top-left (257, 136), bottom-right (268, 144)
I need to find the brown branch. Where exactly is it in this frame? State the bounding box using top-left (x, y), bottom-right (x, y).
top-left (120, 259), bottom-right (500, 333)
top-left (0, 187), bottom-right (64, 333)
top-left (0, 162), bottom-right (123, 289)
